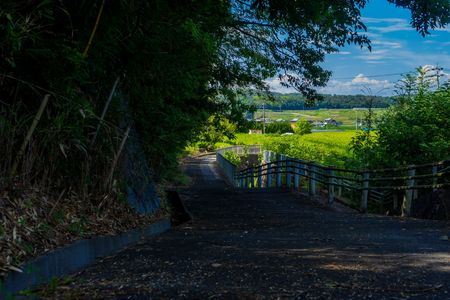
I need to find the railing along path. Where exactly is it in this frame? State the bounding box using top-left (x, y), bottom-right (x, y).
top-left (216, 145), bottom-right (450, 215)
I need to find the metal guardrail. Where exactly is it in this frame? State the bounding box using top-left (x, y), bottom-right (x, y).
top-left (216, 145), bottom-right (261, 186)
top-left (216, 145), bottom-right (262, 155)
top-left (216, 146), bottom-right (450, 215)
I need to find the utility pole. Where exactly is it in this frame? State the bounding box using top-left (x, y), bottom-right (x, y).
top-left (353, 107), bottom-right (365, 131)
top-left (262, 103), bottom-right (266, 134)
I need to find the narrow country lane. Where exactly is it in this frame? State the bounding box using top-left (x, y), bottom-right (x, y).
top-left (45, 155), bottom-right (450, 299)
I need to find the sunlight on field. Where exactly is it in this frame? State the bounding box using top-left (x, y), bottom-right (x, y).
top-left (218, 131), bottom-right (357, 167)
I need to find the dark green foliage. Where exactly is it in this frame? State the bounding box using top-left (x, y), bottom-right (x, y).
top-left (1, 0), bottom-right (449, 196)
top-left (265, 122), bottom-right (293, 134)
top-left (197, 116), bottom-right (237, 151)
top-left (249, 121), bottom-right (293, 134)
top-left (250, 93), bottom-right (393, 109)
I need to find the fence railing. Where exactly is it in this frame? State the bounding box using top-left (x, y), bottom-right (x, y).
top-left (216, 145), bottom-right (262, 185)
top-left (216, 146), bottom-right (450, 215)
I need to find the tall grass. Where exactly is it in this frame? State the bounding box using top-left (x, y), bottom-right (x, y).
top-left (0, 79), bottom-right (125, 201)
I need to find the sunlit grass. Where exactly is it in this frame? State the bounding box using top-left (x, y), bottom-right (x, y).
top-left (218, 131), bottom-right (357, 167)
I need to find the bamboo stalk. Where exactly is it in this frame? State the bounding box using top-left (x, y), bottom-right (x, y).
top-left (10, 94), bottom-right (50, 177)
top-left (91, 76), bottom-right (120, 146)
top-left (82, 0), bottom-right (106, 57)
top-left (104, 125), bottom-right (131, 189)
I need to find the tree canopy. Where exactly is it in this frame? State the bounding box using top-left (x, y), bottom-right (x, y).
top-left (1, 0), bottom-right (449, 191)
top-left (352, 70), bottom-right (450, 168)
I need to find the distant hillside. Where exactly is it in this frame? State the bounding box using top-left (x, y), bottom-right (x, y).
top-left (251, 93), bottom-right (393, 109)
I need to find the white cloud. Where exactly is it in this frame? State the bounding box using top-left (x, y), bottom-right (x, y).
top-left (266, 74), bottom-right (396, 95)
top-left (371, 40), bottom-right (402, 49)
top-left (356, 49), bottom-right (390, 62)
top-left (362, 17), bottom-right (407, 24)
top-left (318, 74), bottom-right (395, 95)
top-left (362, 17), bottom-right (414, 33)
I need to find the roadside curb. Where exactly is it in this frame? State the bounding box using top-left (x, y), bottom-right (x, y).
top-left (0, 218), bottom-right (171, 298)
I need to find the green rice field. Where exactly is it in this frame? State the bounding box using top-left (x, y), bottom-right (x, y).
top-left (217, 131), bottom-right (357, 167)
top-left (255, 108), bottom-right (385, 129)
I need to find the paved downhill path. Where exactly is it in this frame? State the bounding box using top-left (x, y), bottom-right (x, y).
top-left (48, 155), bottom-right (449, 299)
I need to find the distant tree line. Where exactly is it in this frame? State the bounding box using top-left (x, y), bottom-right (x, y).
top-left (250, 93), bottom-right (393, 110)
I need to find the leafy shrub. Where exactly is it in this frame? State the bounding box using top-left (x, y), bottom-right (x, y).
top-left (352, 82), bottom-right (450, 168)
top-left (265, 122), bottom-right (293, 134)
top-left (223, 151), bottom-right (241, 166)
top-left (294, 119), bottom-right (313, 135)
top-left (197, 117), bottom-right (237, 151)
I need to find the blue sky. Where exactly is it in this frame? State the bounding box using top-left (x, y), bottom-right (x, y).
top-left (268, 1), bottom-right (450, 96)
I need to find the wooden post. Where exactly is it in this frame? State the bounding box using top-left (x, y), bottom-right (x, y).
top-left (244, 172), bottom-right (248, 189)
top-left (360, 171), bottom-right (369, 212)
top-left (327, 169), bottom-right (334, 205)
top-left (286, 158), bottom-right (291, 188)
top-left (263, 150), bottom-right (270, 163)
top-left (432, 165), bottom-right (438, 192)
top-left (277, 155), bottom-right (282, 188)
top-left (257, 165), bottom-right (262, 188)
top-left (393, 193), bottom-right (398, 211)
top-left (309, 163), bottom-right (316, 196)
top-left (294, 161), bottom-right (300, 190)
top-left (267, 162), bottom-right (272, 188)
top-left (402, 166), bottom-right (415, 217)
top-left (233, 167), bottom-right (237, 188)
top-left (338, 179), bottom-right (342, 197)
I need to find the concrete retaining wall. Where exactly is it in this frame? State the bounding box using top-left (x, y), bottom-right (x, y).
top-left (0, 218), bottom-right (170, 298)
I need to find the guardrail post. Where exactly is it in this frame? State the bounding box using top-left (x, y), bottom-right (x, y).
top-left (286, 157), bottom-right (291, 188)
top-left (327, 169), bottom-right (334, 205)
top-left (432, 165), bottom-right (438, 192)
top-left (402, 166), bottom-right (415, 217)
top-left (309, 163), bottom-right (316, 196)
top-left (263, 150), bottom-right (270, 163)
top-left (277, 155), bottom-right (282, 188)
top-left (337, 179), bottom-right (342, 197)
top-left (257, 165), bottom-right (262, 188)
top-left (244, 171), bottom-right (248, 188)
top-left (267, 162), bottom-right (272, 188)
top-left (294, 160), bottom-right (300, 190)
top-left (360, 171), bottom-right (369, 212)
top-left (250, 168), bottom-right (255, 188)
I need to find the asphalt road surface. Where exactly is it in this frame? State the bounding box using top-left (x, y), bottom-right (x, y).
top-left (43, 155), bottom-right (450, 299)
